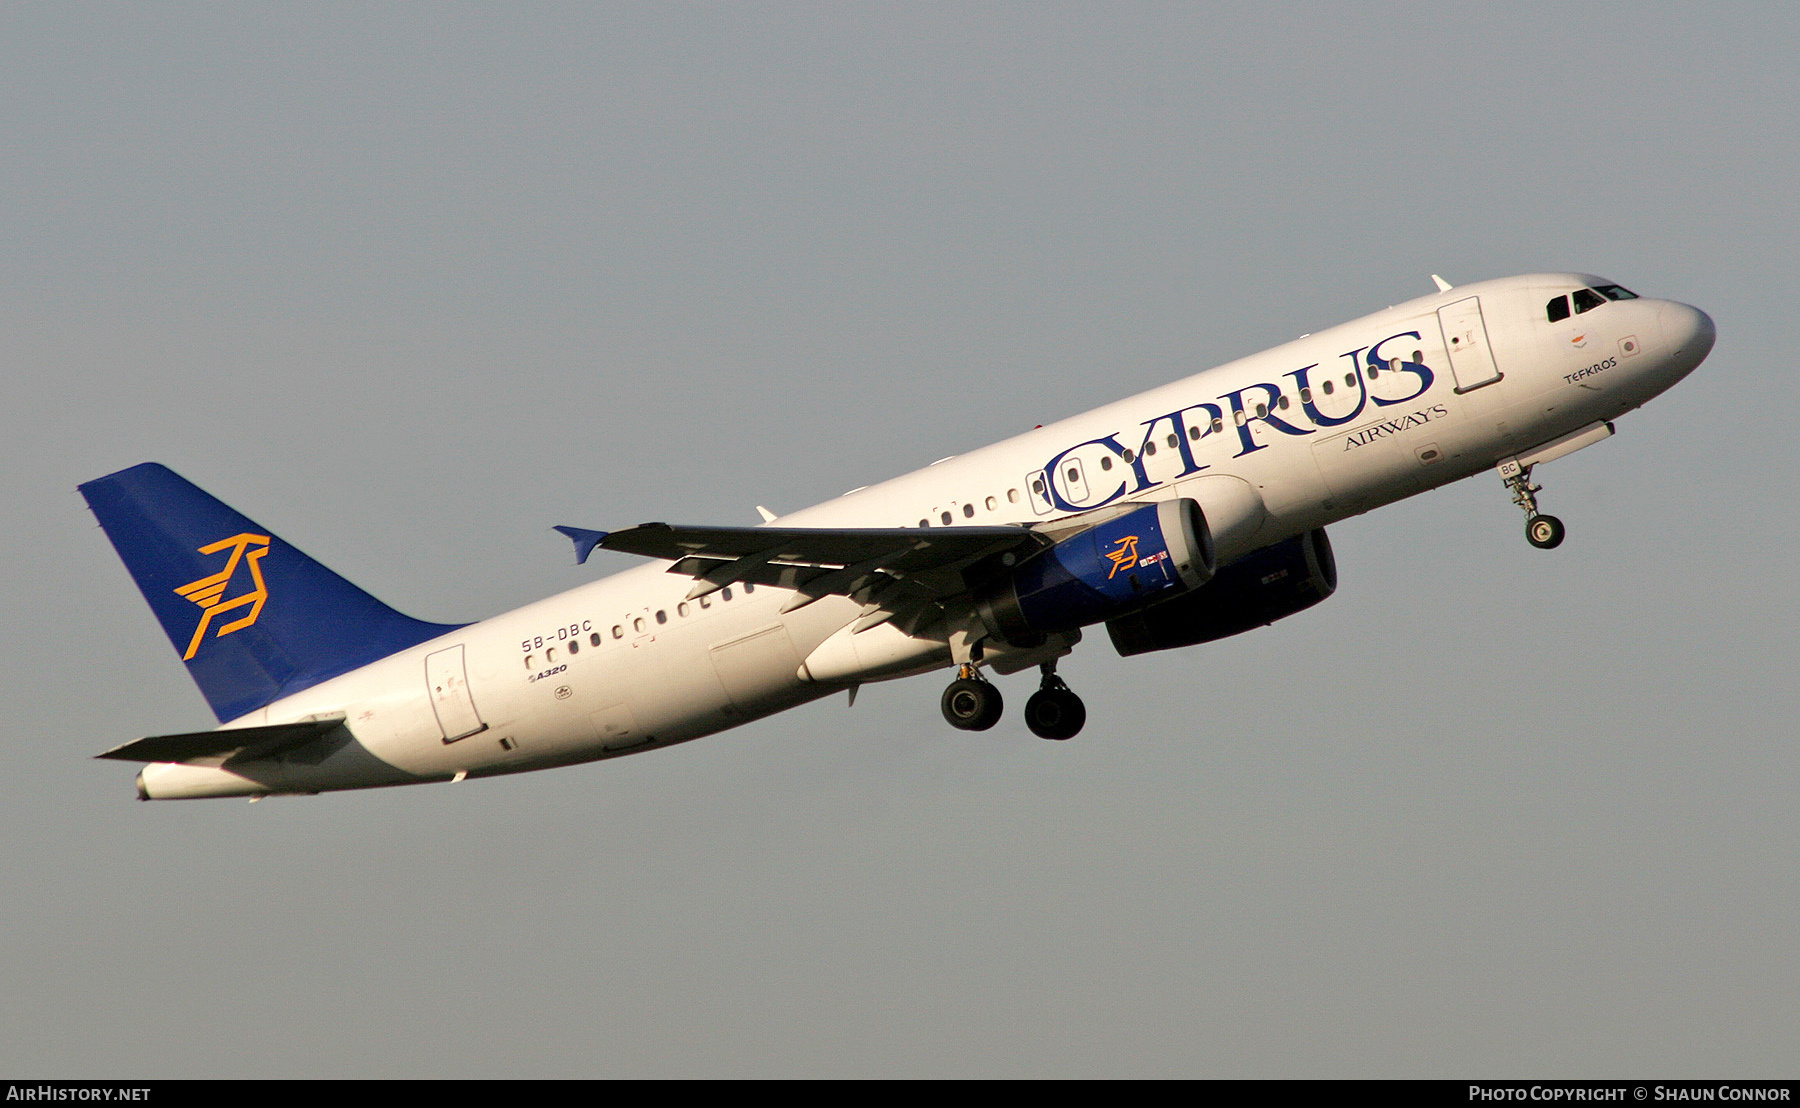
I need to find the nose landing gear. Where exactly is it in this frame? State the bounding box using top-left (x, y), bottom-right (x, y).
top-left (1023, 663), bottom-right (1086, 741)
top-left (1501, 460), bottom-right (1565, 550)
top-left (1526, 513), bottom-right (1565, 549)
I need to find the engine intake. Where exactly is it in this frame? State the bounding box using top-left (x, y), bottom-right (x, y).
top-left (1105, 528), bottom-right (1337, 657)
top-left (977, 499), bottom-right (1215, 643)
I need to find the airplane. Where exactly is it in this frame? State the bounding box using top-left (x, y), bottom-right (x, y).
top-left (79, 272), bottom-right (1715, 800)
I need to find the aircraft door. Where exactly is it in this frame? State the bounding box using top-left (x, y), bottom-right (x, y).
top-left (425, 644), bottom-right (488, 742)
top-left (1437, 296), bottom-right (1502, 392)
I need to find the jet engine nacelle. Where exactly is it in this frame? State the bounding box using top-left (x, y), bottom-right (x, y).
top-left (976, 498), bottom-right (1215, 644)
top-left (1104, 528), bottom-right (1337, 657)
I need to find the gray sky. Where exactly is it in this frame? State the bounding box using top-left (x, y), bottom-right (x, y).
top-left (3, 2), bottom-right (1794, 1077)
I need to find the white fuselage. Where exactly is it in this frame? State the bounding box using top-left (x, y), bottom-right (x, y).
top-left (139, 273), bottom-right (1714, 798)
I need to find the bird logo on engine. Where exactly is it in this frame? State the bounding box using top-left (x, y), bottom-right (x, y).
top-left (1104, 535), bottom-right (1140, 579)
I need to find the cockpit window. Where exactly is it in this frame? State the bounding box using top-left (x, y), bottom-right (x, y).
top-left (1546, 295), bottom-right (1571, 323)
top-left (1572, 288), bottom-right (1606, 314)
top-left (1595, 284), bottom-right (1637, 301)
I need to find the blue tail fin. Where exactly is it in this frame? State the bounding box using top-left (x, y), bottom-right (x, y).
top-left (79, 463), bottom-right (465, 722)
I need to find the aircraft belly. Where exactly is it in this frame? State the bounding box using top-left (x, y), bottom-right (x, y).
top-left (618, 634), bottom-right (734, 742)
top-left (709, 622), bottom-right (810, 719)
top-left (1241, 448), bottom-right (1330, 531)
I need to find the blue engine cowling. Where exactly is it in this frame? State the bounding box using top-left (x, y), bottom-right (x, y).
top-left (1104, 528), bottom-right (1337, 656)
top-left (976, 499), bottom-right (1215, 644)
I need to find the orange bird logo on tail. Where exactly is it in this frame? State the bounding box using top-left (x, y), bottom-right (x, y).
top-left (174, 533), bottom-right (271, 660)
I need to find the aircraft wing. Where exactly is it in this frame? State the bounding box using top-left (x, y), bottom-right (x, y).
top-left (560, 521), bottom-right (1054, 636)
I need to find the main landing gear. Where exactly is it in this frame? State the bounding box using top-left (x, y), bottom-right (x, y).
top-left (1024, 663), bottom-right (1086, 741)
top-left (941, 665), bottom-right (1003, 731)
top-left (1501, 461), bottom-right (1566, 550)
top-left (938, 661), bottom-right (1087, 740)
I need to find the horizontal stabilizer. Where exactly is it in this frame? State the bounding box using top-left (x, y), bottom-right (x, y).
top-left (553, 525), bottom-right (610, 565)
top-left (96, 718), bottom-right (346, 763)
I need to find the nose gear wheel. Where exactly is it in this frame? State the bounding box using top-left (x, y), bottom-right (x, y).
top-left (1526, 514), bottom-right (1565, 549)
top-left (1502, 463), bottom-right (1567, 550)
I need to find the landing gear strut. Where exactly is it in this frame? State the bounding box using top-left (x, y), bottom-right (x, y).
top-left (1023, 663), bottom-right (1086, 741)
top-left (941, 664), bottom-right (1003, 731)
top-left (1501, 461), bottom-right (1565, 550)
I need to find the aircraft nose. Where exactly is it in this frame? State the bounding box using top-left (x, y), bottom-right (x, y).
top-left (1659, 300), bottom-right (1716, 366)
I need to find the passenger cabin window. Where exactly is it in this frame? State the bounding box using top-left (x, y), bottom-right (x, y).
top-left (1547, 295), bottom-right (1571, 322)
top-left (1572, 288), bottom-right (1606, 314)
